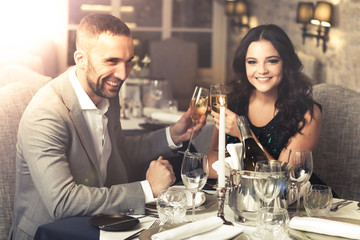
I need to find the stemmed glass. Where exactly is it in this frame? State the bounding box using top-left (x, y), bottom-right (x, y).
top-left (151, 80), bottom-right (164, 108)
top-left (288, 149), bottom-right (313, 216)
top-left (253, 160), bottom-right (284, 239)
top-left (254, 160), bottom-right (283, 208)
top-left (210, 83), bottom-right (227, 113)
top-left (185, 86), bottom-right (209, 152)
top-left (181, 152), bottom-right (209, 221)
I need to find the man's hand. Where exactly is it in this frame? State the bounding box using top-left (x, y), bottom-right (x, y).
top-left (169, 107), bottom-right (208, 145)
top-left (146, 156), bottom-right (176, 197)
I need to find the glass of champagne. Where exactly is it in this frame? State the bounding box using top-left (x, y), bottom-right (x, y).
top-left (210, 83), bottom-right (227, 113)
top-left (185, 86), bottom-right (209, 152)
top-left (288, 149), bottom-right (313, 216)
top-left (181, 152), bottom-right (209, 221)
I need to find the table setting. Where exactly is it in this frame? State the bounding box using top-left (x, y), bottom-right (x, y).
top-left (34, 85), bottom-right (360, 240)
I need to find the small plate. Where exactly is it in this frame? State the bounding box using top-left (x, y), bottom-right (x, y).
top-left (139, 223), bottom-right (250, 240)
top-left (89, 214), bottom-right (139, 231)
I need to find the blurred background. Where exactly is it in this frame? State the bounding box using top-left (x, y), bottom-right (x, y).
top-left (0, 0), bottom-right (358, 96)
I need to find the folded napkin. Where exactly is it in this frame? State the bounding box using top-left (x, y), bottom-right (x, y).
top-left (226, 143), bottom-right (243, 170)
top-left (212, 157), bottom-right (233, 178)
top-left (289, 216), bottom-right (360, 239)
top-left (150, 112), bottom-right (183, 123)
top-left (151, 216), bottom-right (243, 240)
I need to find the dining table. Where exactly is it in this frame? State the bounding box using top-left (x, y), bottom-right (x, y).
top-left (34, 189), bottom-right (360, 240)
top-left (34, 113), bottom-right (360, 240)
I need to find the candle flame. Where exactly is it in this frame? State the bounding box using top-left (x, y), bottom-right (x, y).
top-left (219, 96), bottom-right (224, 106)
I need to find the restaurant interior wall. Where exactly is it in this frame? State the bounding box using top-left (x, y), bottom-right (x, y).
top-left (227, 0), bottom-right (360, 92)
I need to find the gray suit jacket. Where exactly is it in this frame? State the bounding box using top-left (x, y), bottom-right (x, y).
top-left (10, 69), bottom-right (175, 239)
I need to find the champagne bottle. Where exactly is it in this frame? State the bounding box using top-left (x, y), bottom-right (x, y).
top-left (237, 116), bottom-right (268, 171)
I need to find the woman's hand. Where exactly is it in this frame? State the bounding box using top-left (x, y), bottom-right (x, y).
top-left (211, 104), bottom-right (240, 138)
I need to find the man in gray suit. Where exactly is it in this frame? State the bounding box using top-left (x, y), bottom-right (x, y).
top-left (10, 14), bottom-right (207, 240)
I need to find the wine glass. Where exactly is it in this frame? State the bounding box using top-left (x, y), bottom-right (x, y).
top-left (181, 152), bottom-right (209, 221)
top-left (185, 86), bottom-right (209, 152)
top-left (254, 160), bottom-right (283, 209)
top-left (288, 149), bottom-right (313, 216)
top-left (210, 83), bottom-right (227, 113)
top-left (151, 80), bottom-right (164, 108)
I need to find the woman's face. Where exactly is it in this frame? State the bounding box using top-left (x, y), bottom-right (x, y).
top-left (245, 40), bottom-right (283, 95)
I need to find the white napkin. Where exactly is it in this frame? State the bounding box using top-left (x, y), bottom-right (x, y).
top-left (151, 217), bottom-right (243, 240)
top-left (150, 112), bottom-right (182, 123)
top-left (212, 157), bottom-right (233, 178)
top-left (226, 143), bottom-right (243, 170)
top-left (289, 216), bottom-right (360, 240)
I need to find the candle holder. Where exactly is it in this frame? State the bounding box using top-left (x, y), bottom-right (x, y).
top-left (216, 186), bottom-right (233, 225)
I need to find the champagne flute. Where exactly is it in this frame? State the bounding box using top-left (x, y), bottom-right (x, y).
top-left (185, 86), bottom-right (209, 152)
top-left (181, 152), bottom-right (209, 221)
top-left (288, 149), bottom-right (313, 216)
top-left (210, 83), bottom-right (227, 113)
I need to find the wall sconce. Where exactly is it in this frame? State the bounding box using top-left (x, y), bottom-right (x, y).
top-left (225, 0), bottom-right (250, 29)
top-left (296, 1), bottom-right (334, 52)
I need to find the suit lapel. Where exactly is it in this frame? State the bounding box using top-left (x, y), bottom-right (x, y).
top-left (57, 70), bottom-right (102, 183)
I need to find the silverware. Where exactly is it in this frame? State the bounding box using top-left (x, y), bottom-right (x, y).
top-left (124, 219), bottom-right (161, 240)
top-left (330, 200), bottom-right (352, 212)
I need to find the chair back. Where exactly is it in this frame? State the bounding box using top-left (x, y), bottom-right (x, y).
top-left (0, 67), bottom-right (50, 240)
top-left (312, 83), bottom-right (360, 201)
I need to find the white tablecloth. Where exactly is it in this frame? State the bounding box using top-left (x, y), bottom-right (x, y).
top-left (100, 194), bottom-right (360, 240)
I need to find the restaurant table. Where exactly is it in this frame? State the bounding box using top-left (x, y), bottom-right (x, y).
top-left (34, 193), bottom-right (360, 240)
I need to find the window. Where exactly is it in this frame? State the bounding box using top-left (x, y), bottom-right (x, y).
top-left (67, 0), bottom-right (227, 83)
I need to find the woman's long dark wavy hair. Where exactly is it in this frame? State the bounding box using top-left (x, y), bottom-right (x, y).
top-left (229, 24), bottom-right (315, 144)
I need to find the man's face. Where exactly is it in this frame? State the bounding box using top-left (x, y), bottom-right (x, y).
top-left (84, 33), bottom-right (134, 103)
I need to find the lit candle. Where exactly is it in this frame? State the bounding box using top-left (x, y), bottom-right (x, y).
top-left (218, 98), bottom-right (226, 188)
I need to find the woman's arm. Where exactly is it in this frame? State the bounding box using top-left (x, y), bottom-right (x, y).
top-left (278, 104), bottom-right (322, 163)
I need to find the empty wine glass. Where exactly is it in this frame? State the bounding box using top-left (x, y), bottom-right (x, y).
top-left (181, 152), bottom-right (209, 221)
top-left (288, 149), bottom-right (313, 216)
top-left (151, 80), bottom-right (164, 108)
top-left (185, 86), bottom-right (209, 152)
top-left (254, 160), bottom-right (283, 208)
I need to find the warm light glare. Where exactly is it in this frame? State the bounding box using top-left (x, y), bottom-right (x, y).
top-left (235, 2), bottom-right (247, 15)
top-left (219, 96), bottom-right (224, 106)
top-left (311, 19), bottom-right (320, 25)
top-left (0, 0), bottom-right (63, 52)
top-left (81, 4), bottom-right (111, 12)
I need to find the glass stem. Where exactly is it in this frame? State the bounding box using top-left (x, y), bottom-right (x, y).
top-left (191, 191), bottom-right (196, 221)
top-left (295, 185), bottom-right (300, 214)
top-left (186, 121), bottom-right (195, 152)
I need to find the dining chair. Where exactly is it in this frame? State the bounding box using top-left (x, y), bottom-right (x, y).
top-left (149, 38), bottom-right (198, 111)
top-left (312, 83), bottom-right (360, 201)
top-left (0, 67), bottom-right (50, 240)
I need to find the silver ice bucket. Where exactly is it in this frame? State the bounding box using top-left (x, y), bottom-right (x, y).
top-left (228, 165), bottom-right (291, 226)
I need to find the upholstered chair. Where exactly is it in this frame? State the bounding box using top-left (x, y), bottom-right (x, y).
top-left (0, 67), bottom-right (50, 240)
top-left (312, 83), bottom-right (360, 201)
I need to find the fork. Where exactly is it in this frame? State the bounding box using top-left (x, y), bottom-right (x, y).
top-left (330, 200), bottom-right (352, 212)
top-left (124, 219), bottom-right (161, 240)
